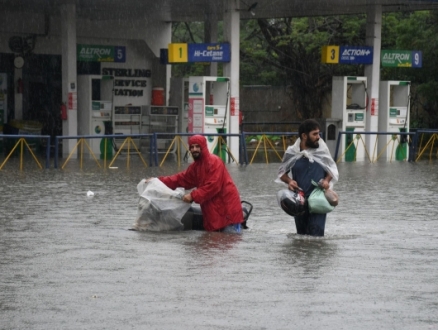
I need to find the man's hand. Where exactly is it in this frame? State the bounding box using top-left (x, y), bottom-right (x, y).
top-left (318, 177), bottom-right (331, 190)
top-left (182, 193), bottom-right (193, 203)
top-left (287, 179), bottom-right (300, 191)
top-left (280, 173), bottom-right (301, 192)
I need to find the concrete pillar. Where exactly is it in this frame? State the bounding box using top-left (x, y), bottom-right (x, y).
top-left (204, 3), bottom-right (218, 77)
top-left (60, 3), bottom-right (77, 158)
top-left (364, 4), bottom-right (382, 156)
top-left (223, 0), bottom-right (240, 160)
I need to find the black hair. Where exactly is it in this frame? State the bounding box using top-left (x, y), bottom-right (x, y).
top-left (298, 119), bottom-right (320, 139)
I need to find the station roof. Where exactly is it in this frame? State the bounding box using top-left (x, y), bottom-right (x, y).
top-left (2, 0), bottom-right (438, 22)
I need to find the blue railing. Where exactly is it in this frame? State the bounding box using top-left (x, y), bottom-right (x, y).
top-left (334, 131), bottom-right (416, 162)
top-left (54, 134), bottom-right (154, 168)
top-left (1, 129), bottom-right (438, 169)
top-left (152, 132), bottom-right (246, 166)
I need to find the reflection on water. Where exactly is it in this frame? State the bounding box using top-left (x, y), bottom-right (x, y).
top-left (184, 231), bottom-right (243, 253)
top-left (1, 160), bottom-right (438, 329)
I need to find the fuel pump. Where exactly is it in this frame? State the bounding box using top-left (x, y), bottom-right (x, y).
top-left (213, 81), bottom-right (230, 162)
top-left (188, 76), bottom-right (230, 161)
top-left (331, 76), bottom-right (368, 162)
top-left (77, 75), bottom-right (115, 158)
top-left (378, 81), bottom-right (410, 161)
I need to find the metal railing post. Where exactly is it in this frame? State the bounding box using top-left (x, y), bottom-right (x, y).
top-left (45, 137), bottom-right (51, 168)
top-left (153, 133), bottom-right (159, 166)
top-left (54, 137), bottom-right (59, 169)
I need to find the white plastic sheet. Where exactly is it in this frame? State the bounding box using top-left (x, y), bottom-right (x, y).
top-left (133, 178), bottom-right (191, 231)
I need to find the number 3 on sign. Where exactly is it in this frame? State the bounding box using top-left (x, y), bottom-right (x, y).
top-left (168, 43), bottom-right (188, 63)
top-left (321, 45), bottom-right (339, 64)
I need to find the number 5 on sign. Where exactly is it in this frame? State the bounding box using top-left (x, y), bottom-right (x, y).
top-left (168, 43), bottom-right (188, 63)
top-left (321, 45), bottom-right (339, 64)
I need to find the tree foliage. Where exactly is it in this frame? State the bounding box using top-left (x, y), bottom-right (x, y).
top-left (239, 16), bottom-right (371, 119)
top-left (386, 11), bottom-right (438, 128)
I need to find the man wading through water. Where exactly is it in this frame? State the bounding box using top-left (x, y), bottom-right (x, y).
top-left (276, 119), bottom-right (339, 236)
top-left (151, 135), bottom-right (244, 234)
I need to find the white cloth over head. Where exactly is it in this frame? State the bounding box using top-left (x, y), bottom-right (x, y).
top-left (275, 138), bottom-right (339, 188)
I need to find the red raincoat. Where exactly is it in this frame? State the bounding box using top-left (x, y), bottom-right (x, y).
top-left (159, 135), bottom-right (243, 231)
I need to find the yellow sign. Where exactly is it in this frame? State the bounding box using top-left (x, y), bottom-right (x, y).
top-left (168, 43), bottom-right (188, 63)
top-left (321, 45), bottom-right (339, 64)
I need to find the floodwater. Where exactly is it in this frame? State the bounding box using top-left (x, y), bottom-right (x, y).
top-left (1, 159), bottom-right (438, 330)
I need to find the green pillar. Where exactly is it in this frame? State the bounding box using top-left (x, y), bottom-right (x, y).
top-left (395, 127), bottom-right (408, 161)
top-left (100, 138), bottom-right (113, 160)
top-left (100, 121), bottom-right (113, 160)
top-left (345, 127), bottom-right (356, 162)
top-left (213, 128), bottom-right (227, 162)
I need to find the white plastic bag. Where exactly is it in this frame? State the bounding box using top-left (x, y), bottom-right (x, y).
top-left (133, 178), bottom-right (191, 231)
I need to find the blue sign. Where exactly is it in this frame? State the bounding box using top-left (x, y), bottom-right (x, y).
top-left (411, 51), bottom-right (422, 68)
top-left (188, 43), bottom-right (231, 63)
top-left (114, 46), bottom-right (126, 63)
top-left (339, 46), bottom-right (373, 64)
top-left (160, 48), bottom-right (169, 65)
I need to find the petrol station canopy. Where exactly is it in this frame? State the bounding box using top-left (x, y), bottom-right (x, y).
top-left (1, 0), bottom-right (437, 159)
top-left (3, 0), bottom-right (438, 22)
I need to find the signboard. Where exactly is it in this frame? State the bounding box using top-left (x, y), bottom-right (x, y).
top-left (68, 92), bottom-right (77, 110)
top-left (150, 106), bottom-right (178, 115)
top-left (205, 106), bottom-right (214, 116)
top-left (230, 97), bottom-right (239, 116)
top-left (188, 98), bottom-right (204, 133)
top-left (381, 50), bottom-right (422, 68)
top-left (339, 46), bottom-right (373, 64)
top-left (411, 51), bottom-right (422, 68)
top-left (160, 49), bottom-right (169, 64)
top-left (389, 108), bottom-right (399, 117)
top-left (168, 43), bottom-right (231, 63)
top-left (168, 43), bottom-right (188, 63)
top-left (188, 43), bottom-right (231, 63)
top-left (371, 98), bottom-right (378, 116)
top-left (355, 113), bottom-right (364, 121)
top-left (77, 44), bottom-right (126, 62)
top-left (321, 45), bottom-right (339, 64)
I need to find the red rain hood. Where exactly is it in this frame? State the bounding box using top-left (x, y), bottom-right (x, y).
top-left (188, 135), bottom-right (210, 160)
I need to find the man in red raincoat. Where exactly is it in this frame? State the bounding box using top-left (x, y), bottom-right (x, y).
top-left (158, 135), bottom-right (243, 233)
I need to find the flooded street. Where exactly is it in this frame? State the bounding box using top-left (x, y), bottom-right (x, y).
top-left (1, 160), bottom-right (438, 330)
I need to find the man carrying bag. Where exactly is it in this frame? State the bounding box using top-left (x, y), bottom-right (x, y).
top-left (276, 119), bottom-right (339, 237)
